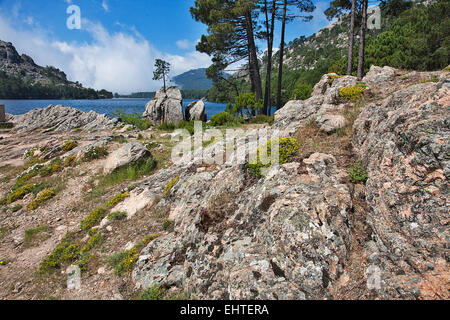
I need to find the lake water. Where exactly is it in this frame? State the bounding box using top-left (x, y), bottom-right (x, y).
top-left (0, 98), bottom-right (228, 121)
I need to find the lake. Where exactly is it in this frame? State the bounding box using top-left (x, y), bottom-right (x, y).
top-left (0, 98), bottom-right (229, 121)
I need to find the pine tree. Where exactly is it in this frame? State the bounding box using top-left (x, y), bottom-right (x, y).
top-left (153, 59), bottom-right (171, 92)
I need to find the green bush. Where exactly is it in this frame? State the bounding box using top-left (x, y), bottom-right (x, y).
top-left (339, 85), bottom-right (366, 100)
top-left (291, 82), bottom-right (313, 100)
top-left (39, 232), bottom-right (80, 273)
top-left (80, 207), bottom-right (108, 231)
top-left (27, 188), bottom-right (55, 210)
top-left (158, 122), bottom-right (176, 131)
top-left (162, 219), bottom-right (174, 232)
top-left (105, 192), bottom-right (129, 209)
top-left (348, 162), bottom-right (368, 184)
top-left (61, 139), bottom-right (78, 152)
top-left (107, 211), bottom-right (127, 221)
top-left (209, 112), bottom-right (237, 127)
top-left (139, 283), bottom-right (165, 300)
top-left (82, 146), bottom-right (109, 162)
top-left (112, 110), bottom-right (151, 130)
top-left (247, 137), bottom-right (300, 178)
top-left (6, 183), bottom-right (35, 204)
top-left (106, 247), bottom-right (138, 275)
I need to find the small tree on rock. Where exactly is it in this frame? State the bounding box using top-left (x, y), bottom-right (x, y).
top-left (153, 59), bottom-right (171, 92)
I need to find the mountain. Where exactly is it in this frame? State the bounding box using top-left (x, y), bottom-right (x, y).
top-left (0, 40), bottom-right (112, 99)
top-left (173, 68), bottom-right (231, 91)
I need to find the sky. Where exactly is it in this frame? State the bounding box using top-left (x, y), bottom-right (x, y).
top-left (0, 0), bottom-right (333, 94)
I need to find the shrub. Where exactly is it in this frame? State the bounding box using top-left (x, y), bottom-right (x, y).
top-left (105, 192), bottom-right (129, 209)
top-left (6, 183), bottom-right (35, 204)
top-left (80, 207), bottom-right (108, 231)
top-left (11, 204), bottom-right (22, 212)
top-left (27, 188), bottom-right (55, 210)
top-left (63, 155), bottom-right (77, 167)
top-left (139, 283), bottom-right (165, 300)
top-left (247, 115), bottom-right (274, 125)
top-left (107, 211), bottom-right (127, 221)
top-left (291, 82), bottom-right (313, 100)
top-left (328, 74), bottom-right (343, 84)
top-left (209, 112), bottom-right (236, 127)
top-left (158, 122), bottom-right (176, 131)
top-left (112, 110), bottom-right (151, 131)
top-left (247, 137), bottom-right (300, 178)
top-left (0, 123), bottom-right (13, 129)
top-left (348, 162), bottom-right (368, 184)
top-left (61, 139), bottom-right (78, 152)
top-left (339, 85), bottom-right (366, 100)
top-left (162, 219), bottom-right (174, 232)
top-left (39, 232), bottom-right (80, 273)
top-left (39, 158), bottom-right (63, 177)
top-left (107, 247), bottom-right (138, 275)
top-left (82, 146), bottom-right (109, 162)
top-left (163, 176), bottom-right (179, 197)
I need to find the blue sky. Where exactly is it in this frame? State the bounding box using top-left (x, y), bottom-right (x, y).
top-left (0, 0), bottom-right (333, 93)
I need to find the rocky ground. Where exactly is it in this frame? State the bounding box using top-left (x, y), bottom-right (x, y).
top-left (0, 66), bottom-right (448, 300)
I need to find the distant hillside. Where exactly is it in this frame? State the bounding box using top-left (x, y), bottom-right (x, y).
top-left (173, 68), bottom-right (231, 90)
top-left (0, 40), bottom-right (112, 99)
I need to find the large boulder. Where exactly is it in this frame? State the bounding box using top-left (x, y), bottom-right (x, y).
top-left (8, 105), bottom-right (118, 132)
top-left (362, 65), bottom-right (396, 84)
top-left (353, 78), bottom-right (449, 299)
top-left (103, 142), bottom-right (151, 174)
top-left (143, 86), bottom-right (184, 125)
top-left (185, 99), bottom-right (207, 122)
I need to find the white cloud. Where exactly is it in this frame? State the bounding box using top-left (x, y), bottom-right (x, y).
top-left (0, 15), bottom-right (211, 94)
top-left (102, 0), bottom-right (109, 12)
top-left (176, 39), bottom-right (198, 50)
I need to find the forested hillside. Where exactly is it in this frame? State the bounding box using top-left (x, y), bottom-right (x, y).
top-left (206, 0), bottom-right (449, 106)
top-left (0, 40), bottom-right (113, 99)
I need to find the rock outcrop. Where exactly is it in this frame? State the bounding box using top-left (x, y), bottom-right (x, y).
top-left (143, 87), bottom-right (184, 125)
top-left (131, 67), bottom-right (449, 300)
top-left (273, 73), bottom-right (358, 135)
top-left (185, 99), bottom-right (207, 122)
top-left (353, 77), bottom-right (449, 299)
top-left (8, 105), bottom-right (118, 133)
top-left (362, 65), bottom-right (396, 84)
top-left (103, 142), bottom-right (152, 174)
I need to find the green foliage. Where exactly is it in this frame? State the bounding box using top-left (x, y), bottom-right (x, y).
top-left (38, 158), bottom-right (63, 177)
top-left (39, 232), bottom-right (80, 273)
top-left (63, 155), bottom-right (77, 167)
top-left (339, 85), bottom-right (366, 100)
top-left (27, 188), bottom-right (55, 210)
top-left (158, 122), bottom-right (176, 131)
top-left (105, 192), bottom-right (129, 209)
top-left (0, 122), bottom-right (13, 129)
top-left (247, 137), bottom-right (300, 178)
top-left (209, 112), bottom-right (238, 127)
top-left (112, 109), bottom-right (151, 130)
top-left (82, 146), bottom-right (109, 162)
top-left (162, 219), bottom-right (174, 232)
top-left (365, 0), bottom-right (450, 71)
top-left (291, 82), bottom-right (313, 100)
top-left (139, 283), bottom-right (165, 300)
top-left (107, 211), bottom-right (127, 221)
top-left (80, 207), bottom-right (108, 231)
top-left (348, 162), bottom-right (368, 184)
top-left (11, 204), bottom-right (22, 212)
top-left (227, 93), bottom-right (263, 117)
top-left (153, 59), bottom-right (171, 91)
top-left (5, 183), bottom-right (35, 204)
top-left (247, 114), bottom-right (274, 125)
top-left (163, 176), bottom-right (179, 197)
top-left (61, 139), bottom-right (78, 152)
top-left (107, 247), bottom-right (138, 276)
top-left (0, 71), bottom-right (112, 99)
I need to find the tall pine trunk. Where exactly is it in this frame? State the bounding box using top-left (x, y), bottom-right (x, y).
top-left (263, 0), bottom-right (276, 116)
top-left (245, 10), bottom-right (263, 115)
top-left (276, 0), bottom-right (287, 111)
top-left (357, 0), bottom-right (368, 80)
top-left (347, 0), bottom-right (356, 75)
